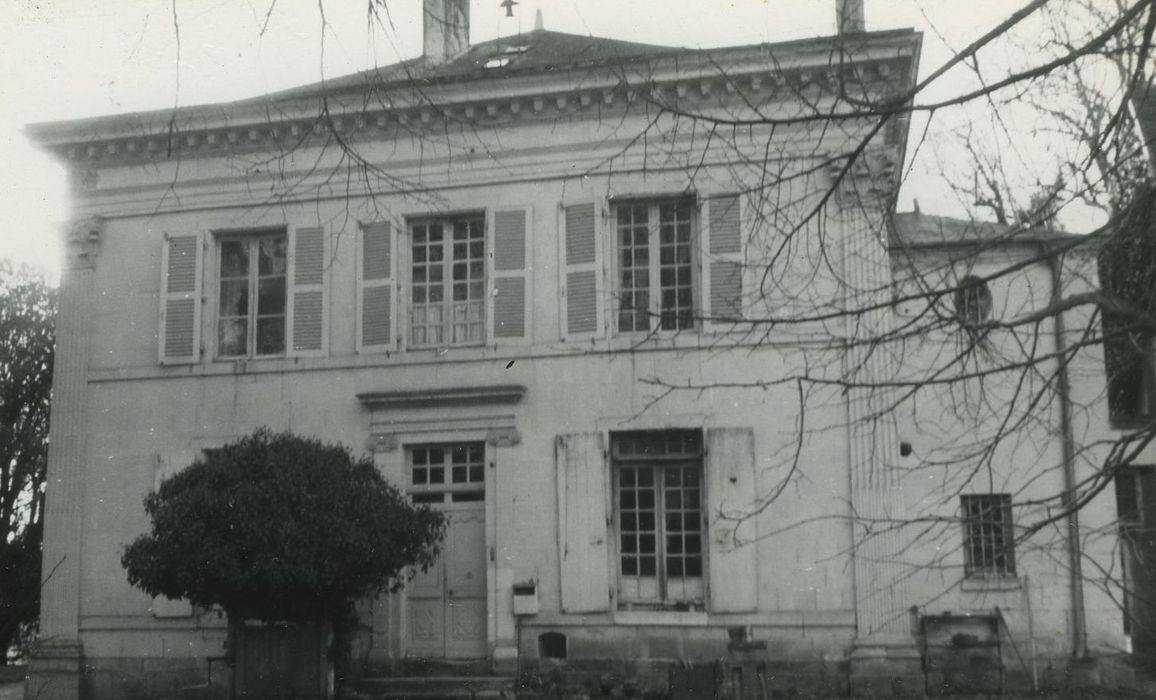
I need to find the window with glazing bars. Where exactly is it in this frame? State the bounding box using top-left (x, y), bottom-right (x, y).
top-left (410, 216), bottom-right (485, 347)
top-left (408, 442), bottom-right (485, 505)
top-left (217, 232), bottom-right (288, 357)
top-left (961, 494), bottom-right (1016, 578)
top-left (615, 200), bottom-right (696, 333)
top-left (613, 430), bottom-right (704, 607)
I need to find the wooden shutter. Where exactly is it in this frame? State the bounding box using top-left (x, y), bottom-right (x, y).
top-left (159, 232), bottom-right (203, 365)
top-left (706, 427), bottom-right (758, 612)
top-left (704, 195), bottom-right (745, 330)
top-left (488, 208), bottom-right (532, 344)
top-left (289, 226), bottom-right (327, 356)
top-left (556, 433), bottom-right (611, 613)
top-left (560, 202), bottom-right (605, 341)
top-left (358, 221), bottom-right (398, 352)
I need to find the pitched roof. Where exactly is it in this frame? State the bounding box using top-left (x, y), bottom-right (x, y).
top-left (262, 29), bottom-right (683, 102)
top-left (890, 212), bottom-right (1079, 249)
top-left (26, 25), bottom-right (922, 160)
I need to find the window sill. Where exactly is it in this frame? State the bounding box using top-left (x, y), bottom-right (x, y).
top-left (1109, 415), bottom-right (1156, 431)
top-left (613, 610), bottom-right (708, 626)
top-left (960, 577), bottom-right (1021, 592)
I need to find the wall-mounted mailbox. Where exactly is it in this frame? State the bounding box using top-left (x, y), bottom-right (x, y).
top-left (512, 580), bottom-right (538, 616)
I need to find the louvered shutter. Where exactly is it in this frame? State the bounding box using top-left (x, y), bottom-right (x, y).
top-left (560, 202), bottom-right (605, 341)
top-left (704, 195), bottom-right (745, 330)
top-left (358, 221), bottom-right (398, 352)
top-left (556, 433), bottom-right (611, 612)
top-left (159, 233), bottom-right (203, 364)
top-left (488, 208), bottom-right (532, 344)
top-left (289, 226), bottom-right (327, 356)
top-left (706, 427), bottom-right (758, 612)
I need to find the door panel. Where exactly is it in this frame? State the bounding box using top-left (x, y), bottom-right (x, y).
top-left (446, 509), bottom-right (487, 658)
top-left (406, 548), bottom-right (445, 657)
top-left (406, 504), bottom-right (487, 659)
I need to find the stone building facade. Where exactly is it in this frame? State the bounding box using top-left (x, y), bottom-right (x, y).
top-left (25, 2), bottom-right (1141, 697)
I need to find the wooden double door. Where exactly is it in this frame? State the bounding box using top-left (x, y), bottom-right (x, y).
top-left (406, 504), bottom-right (487, 659)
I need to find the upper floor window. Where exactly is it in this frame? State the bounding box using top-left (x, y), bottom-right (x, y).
top-left (614, 200), bottom-right (696, 333)
top-left (410, 216), bottom-right (486, 347)
top-left (961, 494), bottom-right (1016, 579)
top-left (1115, 469), bottom-right (1146, 527)
top-left (217, 232), bottom-right (288, 358)
top-left (1103, 317), bottom-right (1155, 425)
top-left (954, 274), bottom-right (992, 327)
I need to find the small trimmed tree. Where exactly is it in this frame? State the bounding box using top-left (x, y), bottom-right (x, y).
top-left (122, 429), bottom-right (445, 692)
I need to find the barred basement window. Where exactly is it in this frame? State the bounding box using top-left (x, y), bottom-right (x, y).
top-left (410, 216), bottom-right (486, 347)
top-left (614, 200), bottom-right (697, 333)
top-left (216, 232), bottom-right (288, 358)
top-left (961, 494), bottom-right (1016, 578)
top-left (408, 442), bottom-right (485, 504)
top-left (612, 430), bottom-right (704, 608)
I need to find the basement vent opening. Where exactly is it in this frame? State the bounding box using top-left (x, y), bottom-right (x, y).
top-left (538, 631), bottom-right (567, 659)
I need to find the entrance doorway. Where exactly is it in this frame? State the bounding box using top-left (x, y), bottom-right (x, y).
top-left (405, 443), bottom-right (488, 659)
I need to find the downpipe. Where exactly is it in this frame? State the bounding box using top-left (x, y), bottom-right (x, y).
top-left (1041, 243), bottom-right (1089, 659)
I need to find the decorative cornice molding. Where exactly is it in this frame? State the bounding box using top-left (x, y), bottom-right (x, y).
top-left (357, 384), bottom-right (527, 411)
top-left (40, 55), bottom-right (912, 169)
top-left (65, 216), bottom-right (104, 269)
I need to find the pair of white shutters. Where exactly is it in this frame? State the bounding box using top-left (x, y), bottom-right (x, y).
top-left (355, 208), bottom-right (533, 351)
top-left (560, 195), bottom-right (745, 341)
top-left (556, 428), bottom-right (759, 613)
top-left (356, 206), bottom-right (531, 351)
top-left (159, 227), bottom-right (327, 364)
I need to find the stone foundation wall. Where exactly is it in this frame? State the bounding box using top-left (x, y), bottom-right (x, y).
top-left (81, 657), bottom-right (229, 700)
top-left (514, 653), bottom-right (1139, 698)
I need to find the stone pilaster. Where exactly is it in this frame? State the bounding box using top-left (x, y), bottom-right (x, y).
top-left (833, 153), bottom-right (923, 693)
top-left (29, 217), bottom-right (103, 700)
top-left (366, 437), bottom-right (404, 673)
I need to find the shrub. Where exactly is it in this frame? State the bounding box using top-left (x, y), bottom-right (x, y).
top-left (122, 429), bottom-right (445, 623)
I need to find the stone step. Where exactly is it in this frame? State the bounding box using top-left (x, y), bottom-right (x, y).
top-left (354, 675), bottom-right (515, 700)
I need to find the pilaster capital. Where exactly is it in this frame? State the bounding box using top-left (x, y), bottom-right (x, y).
top-left (485, 427), bottom-right (522, 447)
top-left (64, 216), bottom-right (104, 269)
top-left (367, 434), bottom-right (400, 453)
top-left (829, 148), bottom-right (899, 210)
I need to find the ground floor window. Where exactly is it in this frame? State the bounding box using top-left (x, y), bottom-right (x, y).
top-left (612, 430), bottom-right (704, 608)
top-left (961, 494), bottom-right (1015, 579)
top-left (408, 442), bottom-right (485, 504)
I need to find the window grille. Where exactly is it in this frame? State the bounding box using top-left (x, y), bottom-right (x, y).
top-left (961, 494), bottom-right (1015, 578)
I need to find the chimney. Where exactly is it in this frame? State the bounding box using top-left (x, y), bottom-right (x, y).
top-left (836, 0), bottom-right (865, 34)
top-left (424, 0), bottom-right (470, 65)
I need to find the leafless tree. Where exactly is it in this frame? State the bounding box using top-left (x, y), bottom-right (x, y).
top-left (35, 0), bottom-right (1156, 672)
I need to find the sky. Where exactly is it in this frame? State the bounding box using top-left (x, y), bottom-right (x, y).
top-left (0, 0), bottom-right (1069, 282)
